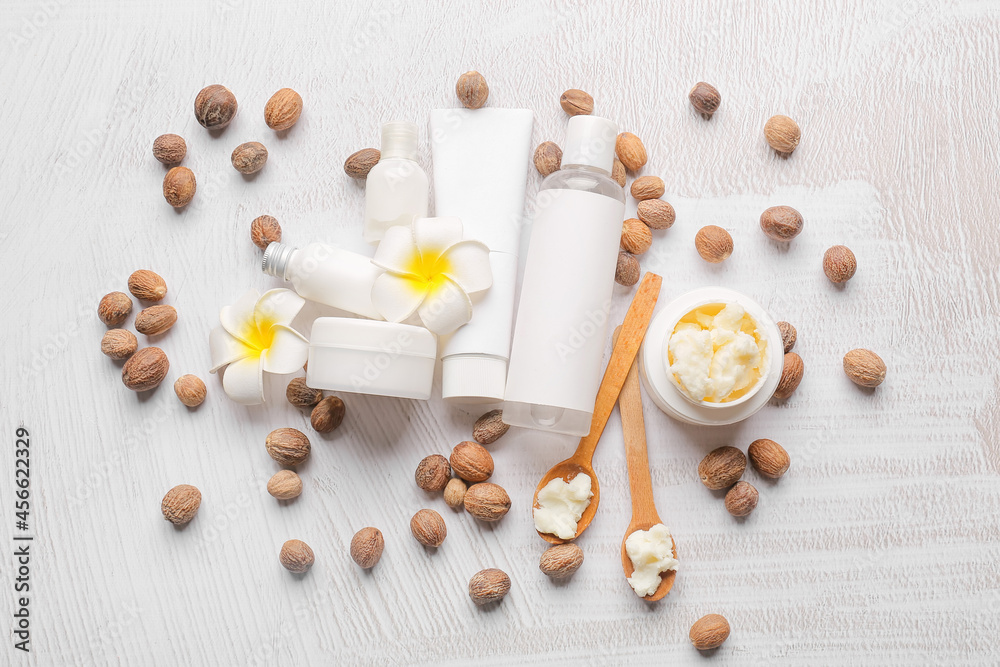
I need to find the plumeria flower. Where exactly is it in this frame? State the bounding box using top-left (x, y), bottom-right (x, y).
top-left (371, 217), bottom-right (492, 335)
top-left (209, 289), bottom-right (309, 405)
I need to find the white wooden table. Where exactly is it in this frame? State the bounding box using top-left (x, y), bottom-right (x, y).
top-left (3, 1), bottom-right (999, 664)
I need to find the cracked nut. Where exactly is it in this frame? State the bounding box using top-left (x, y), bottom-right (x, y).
top-left (469, 568), bottom-right (510, 606)
top-left (152, 134), bottom-right (186, 165)
top-left (748, 439), bottom-right (790, 479)
top-left (231, 141), bottom-right (268, 175)
top-left (695, 225), bottom-right (733, 263)
top-left (823, 245), bottom-right (857, 283)
top-left (637, 199), bottom-right (675, 230)
top-left (456, 70), bottom-right (489, 109)
top-left (444, 478), bottom-right (467, 509)
top-left (777, 321), bottom-right (797, 353)
top-left (311, 396), bottom-right (345, 433)
top-left (162, 166), bottom-right (196, 207)
top-left (690, 614), bottom-right (730, 650)
top-left (464, 482), bottom-right (511, 522)
top-left (473, 409), bottom-right (509, 445)
top-left (450, 441), bottom-right (493, 482)
top-left (533, 141), bottom-right (562, 177)
top-left (621, 218), bottom-right (653, 255)
top-left (265, 428), bottom-right (311, 466)
top-left (279, 539), bottom-right (314, 573)
top-left (698, 446), bottom-right (746, 490)
top-left (774, 352), bottom-right (804, 400)
top-left (101, 329), bottom-right (137, 360)
top-left (98, 291), bottom-right (133, 326)
top-left (286, 377), bottom-right (322, 407)
top-left (128, 270), bottom-right (167, 302)
top-left (250, 215), bottom-right (282, 249)
top-left (350, 527), bottom-right (384, 569)
top-left (344, 148), bottom-right (380, 178)
top-left (264, 88), bottom-right (303, 131)
top-left (415, 454), bottom-right (451, 493)
top-left (135, 304), bottom-right (177, 336)
top-left (615, 132), bottom-right (647, 171)
top-left (539, 543), bottom-right (584, 579)
top-left (843, 348), bottom-right (886, 388)
top-left (689, 82), bottom-right (721, 117)
top-left (267, 470), bottom-right (303, 500)
top-left (194, 84), bottom-right (237, 130)
top-left (760, 205), bottom-right (803, 242)
top-left (161, 484), bottom-right (201, 525)
top-left (559, 89), bottom-right (594, 116)
top-left (630, 175), bottom-right (665, 201)
top-left (122, 347), bottom-right (169, 392)
top-left (173, 374), bottom-right (206, 407)
top-left (410, 509), bottom-right (447, 548)
top-left (725, 481), bottom-right (758, 517)
top-left (615, 251), bottom-right (640, 287)
top-left (764, 114), bottom-right (800, 154)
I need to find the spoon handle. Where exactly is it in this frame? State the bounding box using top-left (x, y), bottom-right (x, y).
top-left (618, 331), bottom-right (658, 525)
top-left (575, 272), bottom-right (662, 462)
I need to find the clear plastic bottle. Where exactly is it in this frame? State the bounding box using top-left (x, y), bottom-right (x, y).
top-left (363, 121), bottom-right (429, 244)
top-left (504, 116), bottom-right (627, 436)
top-left (262, 241), bottom-right (383, 320)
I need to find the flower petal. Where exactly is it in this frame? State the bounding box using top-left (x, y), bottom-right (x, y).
top-left (254, 288), bottom-right (305, 330)
top-left (221, 353), bottom-right (265, 405)
top-left (440, 240), bottom-right (492, 294)
top-left (371, 272), bottom-right (426, 322)
top-left (417, 276), bottom-right (473, 335)
top-left (372, 225), bottom-right (420, 277)
top-left (219, 289), bottom-right (262, 345)
top-left (209, 326), bottom-right (255, 373)
top-left (261, 325), bottom-right (309, 374)
top-left (414, 216), bottom-right (464, 258)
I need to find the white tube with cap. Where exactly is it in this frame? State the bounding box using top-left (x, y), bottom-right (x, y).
top-left (429, 109), bottom-right (534, 405)
top-left (503, 116), bottom-right (627, 436)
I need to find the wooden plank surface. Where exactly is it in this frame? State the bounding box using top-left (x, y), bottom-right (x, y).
top-left (1, 0), bottom-right (999, 664)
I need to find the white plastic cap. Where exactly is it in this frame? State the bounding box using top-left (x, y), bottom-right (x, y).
top-left (380, 121), bottom-right (419, 160)
top-left (561, 116), bottom-right (619, 175)
top-left (441, 354), bottom-right (507, 404)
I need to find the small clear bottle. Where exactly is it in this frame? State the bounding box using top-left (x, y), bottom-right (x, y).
top-left (504, 116), bottom-right (627, 436)
top-left (262, 242), bottom-right (383, 320)
top-left (363, 121), bottom-right (429, 244)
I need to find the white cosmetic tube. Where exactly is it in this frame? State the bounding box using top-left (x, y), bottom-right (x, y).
top-left (430, 109), bottom-right (534, 405)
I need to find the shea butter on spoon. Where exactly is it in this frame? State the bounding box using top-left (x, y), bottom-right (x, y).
top-left (533, 474), bottom-right (594, 540)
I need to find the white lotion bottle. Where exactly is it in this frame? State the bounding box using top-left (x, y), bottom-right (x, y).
top-left (504, 116), bottom-right (626, 436)
top-left (262, 241), bottom-right (383, 320)
top-left (363, 121), bottom-right (429, 244)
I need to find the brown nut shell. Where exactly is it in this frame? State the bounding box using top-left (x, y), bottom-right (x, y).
top-left (231, 141), bottom-right (268, 175)
top-left (265, 428), bottom-right (311, 466)
top-left (134, 305), bottom-right (177, 336)
top-left (760, 205), bottom-right (803, 242)
top-left (450, 441), bottom-right (494, 482)
top-left (473, 409), bottom-right (510, 445)
top-left (101, 329), bottom-right (138, 360)
top-left (173, 374), bottom-right (206, 407)
top-left (250, 215), bottom-right (282, 250)
top-left (350, 527), bottom-right (384, 569)
top-left (344, 148), bottom-right (380, 178)
top-left (311, 396), bottom-right (346, 433)
top-left (279, 539), bottom-right (314, 573)
top-left (843, 348), bottom-right (886, 388)
top-left (539, 543), bottom-right (584, 579)
top-left (559, 89), bottom-right (594, 116)
top-left (621, 218), bottom-right (653, 255)
top-left (630, 175), bottom-right (665, 201)
top-left (533, 141), bottom-right (562, 177)
top-left (698, 446), bottom-right (746, 490)
top-left (747, 439), bottom-right (790, 479)
top-left (128, 270), bottom-right (168, 302)
top-left (615, 132), bottom-right (648, 171)
top-left (152, 134), bottom-right (186, 165)
top-left (98, 291), bottom-right (133, 326)
top-left (468, 568), bottom-right (510, 605)
top-left (286, 377), bottom-right (322, 407)
top-left (415, 454), bottom-right (451, 493)
top-left (695, 225), bottom-right (733, 263)
top-left (690, 614), bottom-right (731, 650)
top-left (824, 245), bottom-right (857, 283)
top-left (122, 347), bottom-right (169, 392)
top-left (456, 71), bottom-right (489, 109)
top-left (637, 199), bottom-right (675, 230)
top-left (774, 352), bottom-right (804, 400)
top-left (194, 84), bottom-right (237, 130)
top-left (267, 470), bottom-right (303, 500)
top-left (463, 482), bottom-right (511, 522)
top-left (725, 481), bottom-right (759, 517)
top-left (264, 88), bottom-right (303, 131)
top-left (688, 82), bottom-right (721, 117)
top-left (161, 484), bottom-right (201, 525)
top-left (777, 321), bottom-right (797, 353)
top-left (764, 114), bottom-right (801, 154)
top-left (615, 251), bottom-right (640, 287)
top-left (410, 509), bottom-right (447, 547)
top-left (163, 167), bottom-right (196, 208)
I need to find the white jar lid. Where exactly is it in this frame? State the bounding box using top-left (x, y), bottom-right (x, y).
top-left (306, 318), bottom-right (437, 400)
top-left (639, 287), bottom-right (783, 426)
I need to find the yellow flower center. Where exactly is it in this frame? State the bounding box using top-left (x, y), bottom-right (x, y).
top-left (403, 249), bottom-right (452, 295)
top-left (240, 315), bottom-right (276, 352)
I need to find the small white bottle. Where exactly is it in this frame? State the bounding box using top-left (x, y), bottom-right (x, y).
top-left (262, 242), bottom-right (383, 320)
top-left (363, 121), bottom-right (429, 244)
top-left (504, 116), bottom-right (627, 436)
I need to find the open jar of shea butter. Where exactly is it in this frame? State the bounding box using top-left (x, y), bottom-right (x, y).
top-left (640, 287), bottom-right (783, 426)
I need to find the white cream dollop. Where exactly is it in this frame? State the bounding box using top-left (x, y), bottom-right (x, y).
top-left (666, 303), bottom-right (766, 403)
top-left (533, 474), bottom-right (593, 540)
top-left (625, 524), bottom-right (679, 597)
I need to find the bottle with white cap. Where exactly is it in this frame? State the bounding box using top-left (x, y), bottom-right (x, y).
top-left (504, 115), bottom-right (627, 436)
top-left (363, 121), bottom-right (429, 244)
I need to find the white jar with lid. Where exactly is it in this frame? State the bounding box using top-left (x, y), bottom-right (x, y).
top-left (640, 287), bottom-right (784, 426)
top-left (306, 318), bottom-right (436, 400)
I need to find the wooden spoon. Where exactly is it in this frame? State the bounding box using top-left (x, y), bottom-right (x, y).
top-left (617, 327), bottom-right (677, 601)
top-left (533, 273), bottom-right (662, 544)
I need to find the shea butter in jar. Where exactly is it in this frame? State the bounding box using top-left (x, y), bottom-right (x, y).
top-left (640, 288), bottom-right (783, 426)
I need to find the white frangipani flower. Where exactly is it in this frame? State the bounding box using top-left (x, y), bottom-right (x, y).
top-left (370, 217), bottom-right (492, 335)
top-left (208, 289), bottom-right (309, 405)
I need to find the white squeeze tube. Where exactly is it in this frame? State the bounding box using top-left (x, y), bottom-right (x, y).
top-left (430, 109), bottom-right (534, 405)
top-left (503, 116), bottom-right (627, 436)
